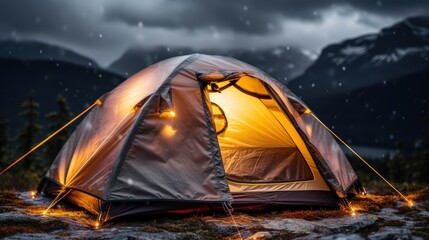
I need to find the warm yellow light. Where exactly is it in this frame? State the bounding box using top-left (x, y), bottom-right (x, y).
top-left (170, 111), bottom-right (175, 117)
top-left (350, 206), bottom-right (357, 216)
top-left (161, 125), bottom-right (177, 138)
top-left (94, 221), bottom-right (101, 228)
top-left (42, 210), bottom-right (47, 215)
top-left (407, 200), bottom-right (414, 207)
top-left (31, 191), bottom-right (36, 199)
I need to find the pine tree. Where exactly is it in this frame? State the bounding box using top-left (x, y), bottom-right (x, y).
top-left (44, 95), bottom-right (74, 162)
top-left (15, 90), bottom-right (42, 169)
top-left (0, 117), bottom-right (10, 165)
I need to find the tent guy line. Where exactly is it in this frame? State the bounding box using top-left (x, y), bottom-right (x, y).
top-left (0, 100), bottom-right (102, 176)
top-left (307, 110), bottom-right (414, 207)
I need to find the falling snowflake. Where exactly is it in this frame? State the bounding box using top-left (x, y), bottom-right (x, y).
top-left (99, 33), bottom-right (103, 38)
top-left (342, 66), bottom-right (346, 71)
top-left (166, 47), bottom-right (170, 52)
top-left (127, 178), bottom-right (134, 185)
top-left (85, 122), bottom-right (93, 130)
top-left (98, 74), bottom-right (102, 78)
top-left (311, 83), bottom-right (315, 87)
top-left (243, 5), bottom-right (248, 11)
top-left (138, 21), bottom-right (144, 28)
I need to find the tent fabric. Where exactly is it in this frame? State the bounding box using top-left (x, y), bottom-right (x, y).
top-left (40, 54), bottom-right (363, 221)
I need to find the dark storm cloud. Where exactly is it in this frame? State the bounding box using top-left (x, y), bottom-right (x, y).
top-left (0, 0), bottom-right (123, 48)
top-left (103, 0), bottom-right (429, 34)
top-left (0, 1), bottom-right (85, 41)
top-left (0, 0), bottom-right (427, 66)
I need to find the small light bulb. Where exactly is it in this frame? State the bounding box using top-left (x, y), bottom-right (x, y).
top-left (407, 201), bottom-right (414, 207)
top-left (42, 211), bottom-right (47, 215)
top-left (94, 221), bottom-right (100, 228)
top-left (170, 111), bottom-right (175, 117)
top-left (31, 191), bottom-right (36, 199)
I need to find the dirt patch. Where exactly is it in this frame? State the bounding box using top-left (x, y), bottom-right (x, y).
top-left (0, 218), bottom-right (68, 238)
top-left (352, 194), bottom-right (397, 213)
top-left (278, 209), bottom-right (349, 221)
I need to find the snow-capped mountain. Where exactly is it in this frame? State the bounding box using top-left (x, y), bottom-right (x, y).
top-left (0, 40), bottom-right (99, 68)
top-left (288, 16), bottom-right (429, 97)
top-left (109, 46), bottom-right (314, 84)
top-left (287, 16), bottom-right (429, 151)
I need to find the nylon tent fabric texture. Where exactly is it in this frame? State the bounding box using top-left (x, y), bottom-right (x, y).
top-left (38, 54), bottom-right (364, 222)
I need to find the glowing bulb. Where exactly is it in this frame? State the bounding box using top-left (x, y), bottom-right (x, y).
top-left (31, 191), bottom-right (36, 199)
top-left (407, 201), bottom-right (414, 207)
top-left (94, 221), bottom-right (100, 228)
top-left (170, 111), bottom-right (175, 117)
top-left (350, 207), bottom-right (356, 216)
top-left (42, 211), bottom-right (47, 215)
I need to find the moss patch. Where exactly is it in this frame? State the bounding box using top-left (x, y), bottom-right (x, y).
top-left (138, 217), bottom-right (223, 240)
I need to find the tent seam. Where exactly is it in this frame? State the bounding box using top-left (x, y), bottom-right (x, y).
top-left (103, 54), bottom-right (200, 200)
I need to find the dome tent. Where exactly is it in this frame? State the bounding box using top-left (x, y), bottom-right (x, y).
top-left (38, 54), bottom-right (363, 223)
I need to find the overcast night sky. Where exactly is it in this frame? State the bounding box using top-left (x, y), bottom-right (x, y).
top-left (0, 0), bottom-right (428, 67)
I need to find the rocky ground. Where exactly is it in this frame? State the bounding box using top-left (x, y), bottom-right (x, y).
top-left (0, 187), bottom-right (428, 240)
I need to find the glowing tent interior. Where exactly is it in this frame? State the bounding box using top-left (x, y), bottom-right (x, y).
top-left (37, 54), bottom-right (364, 222)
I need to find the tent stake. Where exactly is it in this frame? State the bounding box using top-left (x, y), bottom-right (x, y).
top-left (0, 100), bottom-right (102, 176)
top-left (307, 111), bottom-right (414, 206)
top-left (223, 202), bottom-right (242, 240)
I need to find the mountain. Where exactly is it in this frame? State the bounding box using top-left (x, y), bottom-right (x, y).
top-left (288, 16), bottom-right (429, 150)
top-left (109, 46), bottom-right (314, 84)
top-left (0, 40), bottom-right (98, 68)
top-left (0, 59), bottom-right (124, 135)
top-left (288, 16), bottom-right (429, 98)
top-left (305, 69), bottom-right (428, 150)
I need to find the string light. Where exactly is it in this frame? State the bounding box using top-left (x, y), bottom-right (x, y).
top-left (31, 191), bottom-right (36, 199)
top-left (170, 111), bottom-right (175, 117)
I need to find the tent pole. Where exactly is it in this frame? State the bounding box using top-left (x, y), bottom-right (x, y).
top-left (306, 110), bottom-right (414, 206)
top-left (0, 100), bottom-right (102, 176)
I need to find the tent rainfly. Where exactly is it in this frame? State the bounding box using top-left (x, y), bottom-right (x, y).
top-left (38, 54), bottom-right (364, 222)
